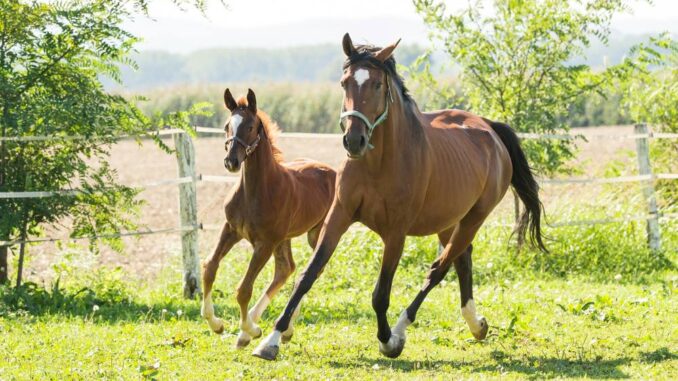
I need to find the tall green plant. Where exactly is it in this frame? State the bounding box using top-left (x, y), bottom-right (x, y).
top-left (621, 34), bottom-right (678, 210)
top-left (0, 0), bottom-right (211, 285)
top-left (412, 0), bottom-right (638, 175)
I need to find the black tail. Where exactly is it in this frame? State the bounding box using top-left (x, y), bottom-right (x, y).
top-left (490, 122), bottom-right (548, 253)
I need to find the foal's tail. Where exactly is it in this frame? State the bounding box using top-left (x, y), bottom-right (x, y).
top-left (489, 122), bottom-right (548, 253)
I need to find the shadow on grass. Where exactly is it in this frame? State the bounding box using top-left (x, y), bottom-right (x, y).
top-left (0, 282), bottom-right (375, 325)
top-left (329, 350), bottom-right (632, 379)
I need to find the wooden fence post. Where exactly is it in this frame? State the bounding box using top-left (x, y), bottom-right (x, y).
top-left (634, 123), bottom-right (661, 251)
top-left (174, 131), bottom-right (202, 299)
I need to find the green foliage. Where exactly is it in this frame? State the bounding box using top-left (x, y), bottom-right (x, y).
top-left (412, 0), bottom-right (639, 175)
top-left (621, 34), bottom-right (678, 209)
top-left (0, 0), bottom-right (212, 283)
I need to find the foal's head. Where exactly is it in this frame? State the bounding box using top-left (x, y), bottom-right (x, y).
top-left (340, 33), bottom-right (401, 158)
top-left (223, 88), bottom-right (261, 172)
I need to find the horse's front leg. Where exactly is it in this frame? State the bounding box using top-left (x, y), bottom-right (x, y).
top-left (374, 234), bottom-right (407, 358)
top-left (252, 201), bottom-right (353, 360)
top-left (201, 222), bottom-right (241, 334)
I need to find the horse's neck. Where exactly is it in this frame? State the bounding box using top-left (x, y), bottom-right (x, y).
top-left (241, 136), bottom-right (281, 197)
top-left (364, 99), bottom-right (424, 175)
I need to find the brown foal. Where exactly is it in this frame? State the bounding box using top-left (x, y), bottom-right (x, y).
top-left (201, 88), bottom-right (336, 349)
top-left (253, 34), bottom-right (546, 360)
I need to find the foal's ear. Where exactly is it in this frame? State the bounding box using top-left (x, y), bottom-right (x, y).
top-left (342, 32), bottom-right (356, 57)
top-left (374, 38), bottom-right (401, 63)
top-left (224, 88), bottom-right (237, 111)
top-left (246, 88), bottom-right (257, 114)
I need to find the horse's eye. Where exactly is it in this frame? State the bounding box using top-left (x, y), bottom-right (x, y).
top-left (375, 82), bottom-right (382, 89)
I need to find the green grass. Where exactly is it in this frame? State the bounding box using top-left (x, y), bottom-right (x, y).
top-left (1, 218), bottom-right (677, 380)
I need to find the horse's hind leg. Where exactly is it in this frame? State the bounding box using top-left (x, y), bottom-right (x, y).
top-left (454, 245), bottom-right (488, 340)
top-left (201, 222), bottom-right (241, 334)
top-left (235, 241), bottom-right (274, 348)
top-left (243, 240), bottom-right (297, 348)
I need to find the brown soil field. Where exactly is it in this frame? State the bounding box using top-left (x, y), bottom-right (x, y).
top-left (20, 125), bottom-right (638, 282)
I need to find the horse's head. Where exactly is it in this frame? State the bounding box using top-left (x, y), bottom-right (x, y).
top-left (339, 33), bottom-right (401, 158)
top-left (223, 88), bottom-right (261, 172)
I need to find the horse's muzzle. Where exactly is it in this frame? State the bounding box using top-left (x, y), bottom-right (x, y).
top-left (224, 156), bottom-right (241, 173)
top-left (343, 132), bottom-right (367, 158)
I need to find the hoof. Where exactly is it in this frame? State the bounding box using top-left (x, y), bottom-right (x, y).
top-left (252, 344), bottom-right (279, 361)
top-left (281, 331), bottom-right (293, 344)
top-left (379, 334), bottom-right (406, 359)
top-left (235, 331), bottom-right (251, 349)
top-left (472, 317), bottom-right (489, 341)
top-left (207, 318), bottom-right (225, 334)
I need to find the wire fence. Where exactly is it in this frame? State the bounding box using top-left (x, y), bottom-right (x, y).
top-left (1, 124), bottom-right (676, 291)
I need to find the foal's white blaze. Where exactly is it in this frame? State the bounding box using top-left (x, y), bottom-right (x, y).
top-left (201, 292), bottom-right (223, 332)
top-left (354, 68), bottom-right (370, 91)
top-left (230, 114), bottom-right (243, 134)
top-left (461, 299), bottom-right (484, 334)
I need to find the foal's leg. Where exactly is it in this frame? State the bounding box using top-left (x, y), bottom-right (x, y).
top-left (235, 241), bottom-right (275, 348)
top-left (201, 222), bottom-right (241, 334)
top-left (240, 240), bottom-right (296, 348)
top-left (374, 234), bottom-right (407, 358)
top-left (253, 202), bottom-right (353, 360)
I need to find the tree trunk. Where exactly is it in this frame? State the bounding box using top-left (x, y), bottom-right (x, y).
top-left (0, 245), bottom-right (8, 284)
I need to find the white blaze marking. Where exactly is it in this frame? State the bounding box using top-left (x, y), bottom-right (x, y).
top-left (354, 69), bottom-right (370, 91)
top-left (461, 299), bottom-right (483, 334)
top-left (230, 114), bottom-right (243, 135)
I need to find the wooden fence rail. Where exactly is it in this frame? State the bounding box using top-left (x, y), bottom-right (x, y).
top-left (1, 126), bottom-right (677, 297)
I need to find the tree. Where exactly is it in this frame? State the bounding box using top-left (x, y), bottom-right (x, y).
top-left (412, 0), bottom-right (638, 176)
top-left (621, 34), bottom-right (678, 210)
top-left (0, 0), bottom-right (211, 285)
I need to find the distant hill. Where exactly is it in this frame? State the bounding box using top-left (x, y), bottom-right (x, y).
top-left (105, 44), bottom-right (426, 90)
top-left (106, 32), bottom-right (674, 91)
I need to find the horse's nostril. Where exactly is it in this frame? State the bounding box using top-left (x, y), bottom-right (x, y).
top-left (360, 135), bottom-right (366, 148)
top-left (343, 135), bottom-right (350, 149)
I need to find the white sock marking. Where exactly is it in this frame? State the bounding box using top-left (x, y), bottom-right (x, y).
top-left (461, 299), bottom-right (484, 334)
top-left (201, 292), bottom-right (223, 332)
top-left (249, 294), bottom-right (271, 323)
top-left (354, 68), bottom-right (370, 91)
top-left (392, 310), bottom-right (411, 337)
top-left (259, 330), bottom-right (282, 349)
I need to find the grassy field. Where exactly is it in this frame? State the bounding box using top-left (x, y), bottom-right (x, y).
top-left (1, 216), bottom-right (676, 380)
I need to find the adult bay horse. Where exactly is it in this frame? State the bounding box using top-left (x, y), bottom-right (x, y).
top-left (253, 34), bottom-right (547, 361)
top-left (201, 88), bottom-right (336, 348)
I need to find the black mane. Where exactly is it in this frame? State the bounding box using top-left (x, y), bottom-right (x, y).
top-left (343, 44), bottom-right (413, 104)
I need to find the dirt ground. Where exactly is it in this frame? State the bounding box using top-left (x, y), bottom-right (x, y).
top-left (20, 125), bottom-right (637, 283)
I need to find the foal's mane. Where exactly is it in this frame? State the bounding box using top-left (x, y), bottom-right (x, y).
top-left (343, 44), bottom-right (424, 142)
top-left (237, 97), bottom-right (283, 162)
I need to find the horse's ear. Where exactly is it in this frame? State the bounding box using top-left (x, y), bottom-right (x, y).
top-left (224, 88), bottom-right (237, 111)
top-left (246, 88), bottom-right (257, 114)
top-left (342, 32), bottom-right (356, 57)
top-left (374, 38), bottom-right (401, 63)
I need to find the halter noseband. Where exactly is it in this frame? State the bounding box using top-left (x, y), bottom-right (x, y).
top-left (225, 117), bottom-right (261, 158)
top-left (339, 76), bottom-right (393, 149)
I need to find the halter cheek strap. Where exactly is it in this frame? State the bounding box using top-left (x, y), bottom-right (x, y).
top-left (225, 133), bottom-right (261, 157)
top-left (339, 79), bottom-right (392, 150)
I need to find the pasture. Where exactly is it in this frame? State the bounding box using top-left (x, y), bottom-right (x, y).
top-left (2, 126), bottom-right (676, 380)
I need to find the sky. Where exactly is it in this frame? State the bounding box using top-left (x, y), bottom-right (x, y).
top-left (124, 0), bottom-right (678, 53)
